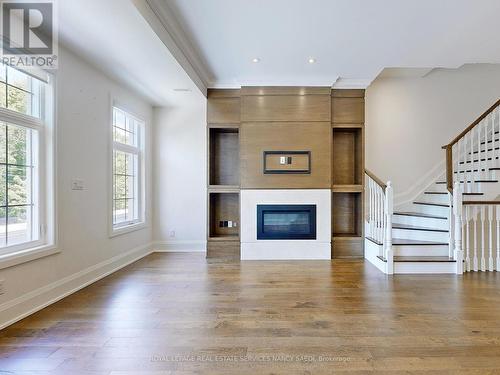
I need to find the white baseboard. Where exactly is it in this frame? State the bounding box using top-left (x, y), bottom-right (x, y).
top-left (153, 240), bottom-right (206, 252)
top-left (0, 242), bottom-right (154, 330)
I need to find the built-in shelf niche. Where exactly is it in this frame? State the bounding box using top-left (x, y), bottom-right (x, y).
top-left (332, 128), bottom-right (362, 186)
top-left (208, 192), bottom-right (240, 240)
top-left (332, 192), bottom-right (362, 237)
top-left (209, 127), bottom-right (240, 188)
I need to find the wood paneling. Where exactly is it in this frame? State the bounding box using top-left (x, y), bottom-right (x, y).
top-left (208, 192), bottom-right (240, 239)
top-left (332, 237), bottom-right (364, 258)
top-left (332, 192), bottom-right (362, 237)
top-left (332, 128), bottom-right (362, 185)
top-left (207, 97), bottom-right (241, 124)
top-left (241, 86), bottom-right (330, 96)
top-left (207, 88), bottom-right (241, 98)
top-left (240, 122), bottom-right (331, 188)
top-left (332, 97), bottom-right (364, 124)
top-left (241, 95), bottom-right (331, 122)
top-left (332, 89), bottom-right (365, 98)
top-left (208, 128), bottom-right (239, 186)
top-left (207, 240), bottom-right (240, 259)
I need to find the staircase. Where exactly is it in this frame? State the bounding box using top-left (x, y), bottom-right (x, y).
top-left (365, 99), bottom-right (500, 274)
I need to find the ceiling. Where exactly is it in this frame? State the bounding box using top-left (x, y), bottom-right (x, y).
top-left (148, 0), bottom-right (500, 88)
top-left (59, 0), bottom-right (203, 106)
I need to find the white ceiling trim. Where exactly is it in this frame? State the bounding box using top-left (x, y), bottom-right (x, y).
top-left (132, 0), bottom-right (211, 96)
top-left (332, 78), bottom-right (373, 89)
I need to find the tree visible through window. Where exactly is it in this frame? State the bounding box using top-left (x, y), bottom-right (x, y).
top-left (0, 64), bottom-right (46, 251)
top-left (112, 107), bottom-right (143, 228)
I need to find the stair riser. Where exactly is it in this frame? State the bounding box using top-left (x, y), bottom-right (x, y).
top-left (393, 245), bottom-right (449, 257)
top-left (419, 194), bottom-right (450, 205)
top-left (411, 204), bottom-right (449, 217)
top-left (392, 215), bottom-right (448, 230)
top-left (394, 262), bottom-right (457, 274)
top-left (392, 228), bottom-right (449, 242)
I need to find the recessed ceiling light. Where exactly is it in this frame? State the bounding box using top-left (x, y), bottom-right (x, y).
top-left (252, 58), bottom-right (260, 63)
top-left (308, 58), bottom-right (316, 64)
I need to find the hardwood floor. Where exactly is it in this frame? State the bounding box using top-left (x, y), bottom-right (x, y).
top-left (1, 253), bottom-right (500, 374)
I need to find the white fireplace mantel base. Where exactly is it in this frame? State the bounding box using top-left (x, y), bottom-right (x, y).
top-left (240, 189), bottom-right (331, 260)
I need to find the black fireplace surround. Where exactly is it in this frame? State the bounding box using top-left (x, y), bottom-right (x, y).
top-left (257, 204), bottom-right (317, 240)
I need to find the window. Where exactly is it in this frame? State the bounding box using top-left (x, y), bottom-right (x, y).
top-left (0, 64), bottom-right (53, 256)
top-left (112, 107), bottom-right (144, 230)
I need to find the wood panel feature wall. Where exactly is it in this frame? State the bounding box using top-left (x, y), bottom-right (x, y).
top-left (240, 122), bottom-right (331, 189)
top-left (206, 87), bottom-right (366, 261)
top-left (240, 86), bottom-right (332, 189)
top-left (207, 89), bottom-right (241, 260)
top-left (331, 89), bottom-right (365, 258)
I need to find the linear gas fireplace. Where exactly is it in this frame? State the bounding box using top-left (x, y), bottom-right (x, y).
top-left (257, 204), bottom-right (317, 240)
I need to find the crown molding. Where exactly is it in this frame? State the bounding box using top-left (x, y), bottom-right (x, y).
top-left (132, 0), bottom-right (211, 97)
top-left (333, 78), bottom-right (373, 89)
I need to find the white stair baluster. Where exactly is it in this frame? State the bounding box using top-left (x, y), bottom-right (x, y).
top-left (481, 206), bottom-right (486, 271)
top-left (384, 181), bottom-right (393, 275)
top-left (453, 182), bottom-right (463, 274)
top-left (489, 205), bottom-right (494, 272)
top-left (473, 206), bottom-right (479, 272)
top-left (471, 128), bottom-right (476, 191)
top-left (465, 205), bottom-right (470, 272)
top-left (496, 205), bottom-right (500, 271)
top-left (466, 133), bottom-right (473, 193)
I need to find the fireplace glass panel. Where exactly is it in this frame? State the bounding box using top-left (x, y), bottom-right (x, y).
top-left (257, 205), bottom-right (316, 240)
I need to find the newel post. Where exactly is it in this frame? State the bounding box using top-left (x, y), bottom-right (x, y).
top-left (453, 181), bottom-right (464, 274)
top-left (384, 181), bottom-right (394, 275)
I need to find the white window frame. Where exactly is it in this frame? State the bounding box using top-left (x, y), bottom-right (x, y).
top-left (109, 102), bottom-right (146, 237)
top-left (0, 69), bottom-right (57, 269)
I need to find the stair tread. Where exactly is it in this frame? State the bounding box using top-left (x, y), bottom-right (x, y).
top-left (392, 224), bottom-right (448, 233)
top-left (413, 201), bottom-right (449, 207)
top-left (377, 255), bottom-right (456, 263)
top-left (367, 237), bottom-right (448, 246)
top-left (436, 180), bottom-right (498, 184)
top-left (394, 211), bottom-right (447, 220)
top-left (424, 191), bottom-right (447, 195)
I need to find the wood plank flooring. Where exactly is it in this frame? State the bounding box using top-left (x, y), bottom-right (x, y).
top-left (1, 253), bottom-right (500, 374)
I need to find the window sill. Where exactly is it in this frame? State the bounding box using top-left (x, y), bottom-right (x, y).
top-left (110, 222), bottom-right (148, 238)
top-left (0, 245), bottom-right (60, 270)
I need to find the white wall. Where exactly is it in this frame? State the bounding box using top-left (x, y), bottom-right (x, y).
top-left (0, 46), bottom-right (154, 327)
top-left (366, 64), bottom-right (500, 204)
top-left (153, 98), bottom-right (207, 251)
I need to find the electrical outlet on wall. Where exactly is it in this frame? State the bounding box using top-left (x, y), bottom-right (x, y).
top-left (169, 230), bottom-right (176, 238)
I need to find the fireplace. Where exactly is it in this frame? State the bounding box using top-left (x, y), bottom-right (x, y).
top-left (257, 204), bottom-right (317, 240)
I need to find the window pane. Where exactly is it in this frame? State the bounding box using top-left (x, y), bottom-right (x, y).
top-left (7, 124), bottom-right (30, 166)
top-left (7, 205), bottom-right (31, 246)
top-left (0, 64), bottom-right (6, 83)
top-left (0, 207), bottom-right (5, 247)
top-left (114, 151), bottom-right (127, 175)
top-left (7, 66), bottom-right (31, 92)
top-left (0, 165), bottom-right (5, 206)
top-left (0, 84), bottom-right (6, 109)
top-left (114, 175), bottom-right (126, 199)
top-left (8, 165), bottom-right (30, 205)
top-left (7, 86), bottom-right (32, 116)
top-left (125, 199), bottom-right (134, 221)
top-left (0, 122), bottom-right (5, 163)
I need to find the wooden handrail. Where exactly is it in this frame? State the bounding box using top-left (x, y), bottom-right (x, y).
top-left (442, 98), bottom-right (500, 193)
top-left (365, 169), bottom-right (387, 190)
top-left (463, 200), bottom-right (500, 205)
top-left (442, 98), bottom-right (500, 149)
